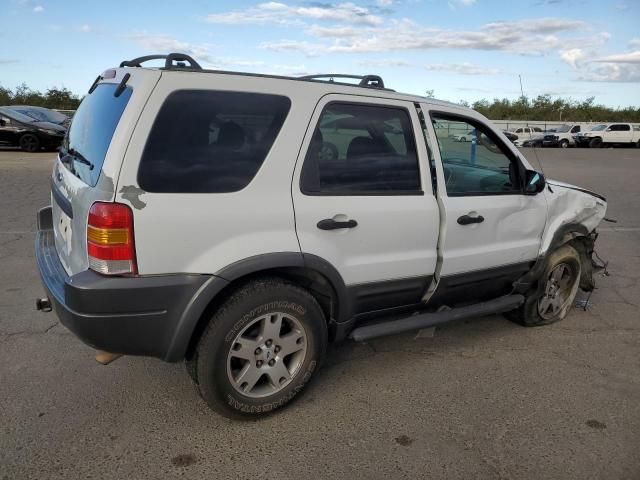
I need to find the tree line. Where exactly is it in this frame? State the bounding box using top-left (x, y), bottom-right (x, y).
top-left (0, 83), bottom-right (82, 110)
top-left (459, 95), bottom-right (640, 123)
top-left (1, 83), bottom-right (639, 122)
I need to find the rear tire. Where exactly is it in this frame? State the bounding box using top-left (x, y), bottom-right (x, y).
top-left (19, 134), bottom-right (40, 152)
top-left (589, 137), bottom-right (602, 148)
top-left (508, 244), bottom-right (581, 327)
top-left (192, 277), bottom-right (327, 419)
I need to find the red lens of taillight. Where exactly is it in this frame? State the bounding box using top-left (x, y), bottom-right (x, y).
top-left (87, 202), bottom-right (137, 275)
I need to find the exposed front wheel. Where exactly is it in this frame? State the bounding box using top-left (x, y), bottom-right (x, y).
top-left (589, 137), bottom-right (602, 148)
top-left (191, 278), bottom-right (327, 418)
top-left (559, 139), bottom-right (569, 148)
top-left (509, 244), bottom-right (581, 327)
top-left (19, 134), bottom-right (40, 152)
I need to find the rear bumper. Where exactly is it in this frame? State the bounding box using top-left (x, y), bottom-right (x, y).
top-left (34, 206), bottom-right (223, 361)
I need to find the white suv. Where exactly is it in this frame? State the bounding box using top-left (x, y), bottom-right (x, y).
top-left (35, 53), bottom-right (607, 418)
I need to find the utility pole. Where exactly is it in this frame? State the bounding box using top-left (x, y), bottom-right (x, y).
top-left (518, 75), bottom-right (525, 98)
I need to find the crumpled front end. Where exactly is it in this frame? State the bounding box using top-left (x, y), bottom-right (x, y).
top-left (515, 179), bottom-right (608, 295)
top-left (541, 180), bottom-right (607, 253)
top-left (541, 180), bottom-right (608, 291)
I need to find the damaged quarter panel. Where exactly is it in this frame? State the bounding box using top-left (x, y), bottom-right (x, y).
top-left (540, 179), bottom-right (607, 255)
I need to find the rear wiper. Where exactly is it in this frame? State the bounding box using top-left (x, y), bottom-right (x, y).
top-left (67, 148), bottom-right (95, 170)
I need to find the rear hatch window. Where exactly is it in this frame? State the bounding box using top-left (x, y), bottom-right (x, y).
top-left (60, 83), bottom-right (132, 186)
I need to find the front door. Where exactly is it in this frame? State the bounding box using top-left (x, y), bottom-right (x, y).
top-left (424, 107), bottom-right (547, 303)
top-left (292, 95), bottom-right (440, 318)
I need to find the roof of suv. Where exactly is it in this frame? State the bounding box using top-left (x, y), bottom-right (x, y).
top-left (115, 52), bottom-right (463, 112)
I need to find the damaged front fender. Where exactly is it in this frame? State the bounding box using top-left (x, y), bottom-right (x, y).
top-left (514, 180), bottom-right (607, 294)
top-left (540, 179), bottom-right (607, 256)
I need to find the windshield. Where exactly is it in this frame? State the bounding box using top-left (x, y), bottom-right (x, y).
top-left (554, 125), bottom-right (571, 133)
top-left (591, 124), bottom-right (607, 131)
top-left (11, 106), bottom-right (68, 124)
top-left (61, 83), bottom-right (132, 186)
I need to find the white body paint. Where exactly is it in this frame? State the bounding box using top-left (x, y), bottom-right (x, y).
top-left (51, 66), bottom-right (607, 297)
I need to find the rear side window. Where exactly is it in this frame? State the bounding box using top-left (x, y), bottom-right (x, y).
top-left (138, 90), bottom-right (291, 193)
top-left (301, 102), bottom-right (420, 195)
top-left (610, 124), bottom-right (630, 131)
top-left (62, 83), bottom-right (132, 186)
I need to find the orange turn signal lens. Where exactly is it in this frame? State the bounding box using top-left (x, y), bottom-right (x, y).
top-left (87, 225), bottom-right (129, 245)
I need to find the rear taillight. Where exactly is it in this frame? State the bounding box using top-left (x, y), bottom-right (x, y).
top-left (87, 202), bottom-right (137, 275)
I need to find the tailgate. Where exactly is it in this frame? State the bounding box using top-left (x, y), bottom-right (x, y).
top-left (51, 68), bottom-right (160, 275)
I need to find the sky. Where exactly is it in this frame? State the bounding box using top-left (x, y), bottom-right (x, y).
top-left (1, 0), bottom-right (639, 107)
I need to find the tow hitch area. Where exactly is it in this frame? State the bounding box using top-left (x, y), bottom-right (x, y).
top-left (95, 351), bottom-right (123, 365)
top-left (36, 297), bottom-right (52, 312)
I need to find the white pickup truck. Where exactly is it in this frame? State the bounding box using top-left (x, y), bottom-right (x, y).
top-left (575, 123), bottom-right (640, 148)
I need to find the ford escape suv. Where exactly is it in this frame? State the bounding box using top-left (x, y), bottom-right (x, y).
top-left (35, 53), bottom-right (607, 418)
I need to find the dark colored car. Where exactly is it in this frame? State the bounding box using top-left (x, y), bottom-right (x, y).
top-left (9, 105), bottom-right (71, 127)
top-left (0, 106), bottom-right (67, 152)
top-left (502, 130), bottom-right (518, 143)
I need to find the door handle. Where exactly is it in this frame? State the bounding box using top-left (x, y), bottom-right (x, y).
top-left (457, 214), bottom-right (484, 225)
top-left (317, 218), bottom-right (358, 230)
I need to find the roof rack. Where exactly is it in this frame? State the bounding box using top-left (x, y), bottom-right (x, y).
top-left (119, 53), bottom-right (202, 70)
top-left (117, 53), bottom-right (392, 91)
top-left (298, 74), bottom-right (386, 89)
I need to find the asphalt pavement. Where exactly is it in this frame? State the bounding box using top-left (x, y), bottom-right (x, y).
top-left (1, 147), bottom-right (639, 479)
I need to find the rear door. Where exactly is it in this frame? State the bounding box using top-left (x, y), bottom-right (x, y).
top-left (423, 105), bottom-right (547, 304)
top-left (51, 69), bottom-right (160, 275)
top-left (608, 124), bottom-right (632, 143)
top-left (292, 95), bottom-right (440, 317)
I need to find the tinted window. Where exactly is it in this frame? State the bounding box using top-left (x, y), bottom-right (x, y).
top-left (138, 90), bottom-right (290, 193)
top-left (62, 83), bottom-right (132, 186)
top-left (431, 115), bottom-right (521, 196)
top-left (610, 124), bottom-right (630, 131)
top-left (571, 125), bottom-right (580, 133)
top-left (301, 103), bottom-right (420, 194)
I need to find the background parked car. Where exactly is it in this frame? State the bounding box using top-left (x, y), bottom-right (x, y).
top-left (452, 130), bottom-right (476, 142)
top-left (8, 105), bottom-right (71, 127)
top-left (510, 126), bottom-right (543, 146)
top-left (502, 130), bottom-right (518, 144)
top-left (0, 106), bottom-right (67, 152)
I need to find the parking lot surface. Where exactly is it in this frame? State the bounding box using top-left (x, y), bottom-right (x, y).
top-left (1, 147), bottom-right (639, 479)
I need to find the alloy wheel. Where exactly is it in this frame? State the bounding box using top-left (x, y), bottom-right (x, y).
top-left (226, 312), bottom-right (307, 398)
top-left (538, 263), bottom-right (576, 320)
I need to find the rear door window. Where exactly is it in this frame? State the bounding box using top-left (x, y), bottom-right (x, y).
top-left (300, 102), bottom-right (420, 194)
top-left (62, 83), bottom-right (132, 186)
top-left (610, 124), bottom-right (630, 131)
top-left (138, 90), bottom-right (291, 193)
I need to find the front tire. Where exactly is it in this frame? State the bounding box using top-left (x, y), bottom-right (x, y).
top-left (559, 139), bottom-right (569, 148)
top-left (19, 134), bottom-right (40, 152)
top-left (589, 137), bottom-right (602, 148)
top-left (192, 278), bottom-right (327, 418)
top-left (509, 244), bottom-right (581, 327)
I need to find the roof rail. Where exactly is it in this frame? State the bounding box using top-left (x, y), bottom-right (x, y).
top-left (119, 53), bottom-right (202, 70)
top-left (298, 74), bottom-right (386, 89)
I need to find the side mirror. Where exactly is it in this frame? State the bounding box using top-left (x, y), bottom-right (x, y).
top-left (524, 170), bottom-right (546, 195)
